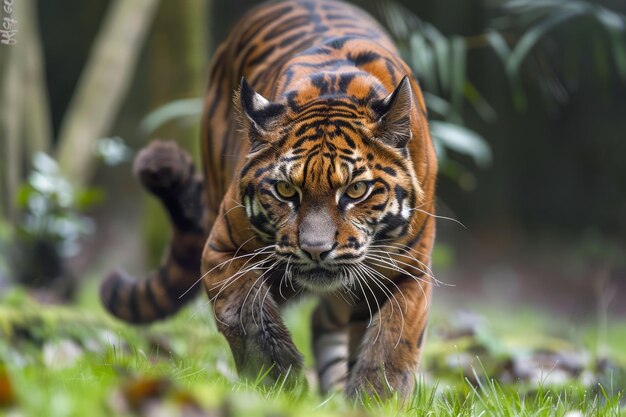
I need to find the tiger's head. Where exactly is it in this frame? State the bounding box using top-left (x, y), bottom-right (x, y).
top-left (237, 74), bottom-right (424, 292)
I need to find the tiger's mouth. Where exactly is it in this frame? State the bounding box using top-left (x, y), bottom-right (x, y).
top-left (291, 265), bottom-right (351, 293)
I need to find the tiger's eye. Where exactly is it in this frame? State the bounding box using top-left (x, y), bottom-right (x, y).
top-left (276, 181), bottom-right (297, 199)
top-left (345, 181), bottom-right (368, 199)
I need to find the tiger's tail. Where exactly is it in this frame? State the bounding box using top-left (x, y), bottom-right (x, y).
top-left (100, 140), bottom-right (208, 323)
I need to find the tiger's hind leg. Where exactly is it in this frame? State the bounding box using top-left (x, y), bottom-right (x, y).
top-left (312, 297), bottom-right (351, 394)
top-left (101, 140), bottom-right (208, 323)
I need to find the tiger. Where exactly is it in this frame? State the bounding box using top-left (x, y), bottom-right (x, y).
top-left (101, 0), bottom-right (437, 400)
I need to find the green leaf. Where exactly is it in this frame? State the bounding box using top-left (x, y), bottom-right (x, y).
top-left (74, 188), bottom-right (105, 211)
top-left (464, 82), bottom-right (497, 123)
top-left (421, 22), bottom-right (449, 94)
top-left (434, 37), bottom-right (451, 93)
top-left (15, 185), bottom-right (35, 210)
top-left (592, 32), bottom-right (610, 82)
top-left (609, 30), bottom-right (626, 81)
top-left (508, 73), bottom-right (528, 112)
top-left (430, 121), bottom-right (492, 168)
top-left (504, 0), bottom-right (582, 16)
top-left (139, 98), bottom-right (203, 135)
top-left (409, 32), bottom-right (437, 91)
top-left (409, 33), bottom-right (436, 90)
top-left (424, 91), bottom-right (458, 119)
top-left (594, 5), bottom-right (626, 81)
top-left (485, 30), bottom-right (511, 65)
top-left (378, 0), bottom-right (415, 40)
top-left (507, 7), bottom-right (587, 78)
top-left (450, 36), bottom-right (467, 119)
top-left (593, 5), bottom-right (625, 32)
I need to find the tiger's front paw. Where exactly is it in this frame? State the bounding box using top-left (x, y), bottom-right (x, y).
top-left (346, 363), bottom-right (415, 401)
top-left (133, 140), bottom-right (194, 194)
top-left (236, 324), bottom-right (306, 389)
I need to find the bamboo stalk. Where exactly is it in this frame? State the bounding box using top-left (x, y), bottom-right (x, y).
top-left (18, 0), bottom-right (52, 157)
top-left (0, 36), bottom-right (24, 224)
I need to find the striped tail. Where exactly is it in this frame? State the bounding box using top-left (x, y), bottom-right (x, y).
top-left (100, 140), bottom-right (208, 323)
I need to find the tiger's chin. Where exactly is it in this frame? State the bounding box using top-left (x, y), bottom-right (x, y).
top-left (292, 267), bottom-right (347, 293)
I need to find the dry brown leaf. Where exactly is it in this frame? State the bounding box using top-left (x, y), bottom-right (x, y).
top-left (0, 366), bottom-right (16, 408)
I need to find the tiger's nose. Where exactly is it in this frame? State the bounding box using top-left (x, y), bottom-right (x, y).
top-left (300, 241), bottom-right (333, 261)
top-left (299, 207), bottom-right (336, 262)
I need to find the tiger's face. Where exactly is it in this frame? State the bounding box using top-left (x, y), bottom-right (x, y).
top-left (238, 76), bottom-right (422, 292)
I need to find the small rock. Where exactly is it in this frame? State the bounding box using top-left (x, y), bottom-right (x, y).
top-left (42, 340), bottom-right (83, 369)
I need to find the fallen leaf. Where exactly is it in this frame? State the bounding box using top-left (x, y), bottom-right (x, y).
top-left (123, 376), bottom-right (172, 411)
top-left (0, 366), bottom-right (16, 408)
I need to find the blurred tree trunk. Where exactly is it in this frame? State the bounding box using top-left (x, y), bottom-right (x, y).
top-left (146, 0), bottom-right (210, 155)
top-left (143, 0), bottom-right (211, 263)
top-left (0, 0), bottom-right (51, 224)
top-left (0, 44), bottom-right (23, 225)
top-left (20, 0), bottom-right (52, 157)
top-left (55, 0), bottom-right (160, 186)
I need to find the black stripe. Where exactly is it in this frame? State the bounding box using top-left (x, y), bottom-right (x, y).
top-left (105, 276), bottom-right (121, 314)
top-left (333, 253), bottom-right (360, 261)
top-left (237, 5), bottom-right (294, 50)
top-left (375, 164), bottom-right (396, 176)
top-left (170, 248), bottom-right (200, 273)
top-left (145, 279), bottom-right (167, 319)
top-left (129, 284), bottom-right (140, 323)
top-left (318, 356), bottom-right (346, 376)
top-left (385, 58), bottom-right (399, 86)
top-left (325, 14), bottom-right (350, 21)
top-left (350, 310), bottom-right (372, 322)
top-left (417, 325), bottom-right (427, 348)
top-left (249, 37), bottom-right (317, 85)
top-left (405, 215), bottom-right (430, 249)
top-left (223, 211), bottom-right (240, 249)
top-left (248, 44), bottom-right (277, 67)
top-left (263, 15), bottom-right (310, 41)
top-left (209, 242), bottom-right (232, 253)
top-left (348, 51), bottom-right (381, 66)
top-left (279, 32), bottom-right (308, 48)
top-left (157, 266), bottom-right (171, 293)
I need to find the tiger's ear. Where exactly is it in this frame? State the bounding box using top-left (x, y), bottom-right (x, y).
top-left (370, 75), bottom-right (413, 148)
top-left (239, 77), bottom-right (285, 137)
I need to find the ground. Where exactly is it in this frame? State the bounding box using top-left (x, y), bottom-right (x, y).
top-left (0, 278), bottom-right (624, 417)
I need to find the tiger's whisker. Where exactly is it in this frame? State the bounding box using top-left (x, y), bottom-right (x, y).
top-left (353, 266), bottom-right (382, 344)
top-left (409, 207), bottom-right (467, 229)
top-left (180, 245), bottom-right (275, 299)
top-left (365, 255), bottom-right (434, 285)
top-left (239, 260), bottom-right (280, 333)
top-left (357, 264), bottom-right (406, 348)
top-left (366, 250), bottom-right (445, 286)
top-left (353, 274), bottom-right (374, 329)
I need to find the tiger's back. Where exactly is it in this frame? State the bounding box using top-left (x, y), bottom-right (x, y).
top-left (201, 0), bottom-right (431, 223)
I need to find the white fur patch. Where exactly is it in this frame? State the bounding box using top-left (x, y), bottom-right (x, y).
top-left (252, 92), bottom-right (270, 111)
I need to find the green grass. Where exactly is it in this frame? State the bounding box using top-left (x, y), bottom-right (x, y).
top-left (0, 281), bottom-right (624, 416)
